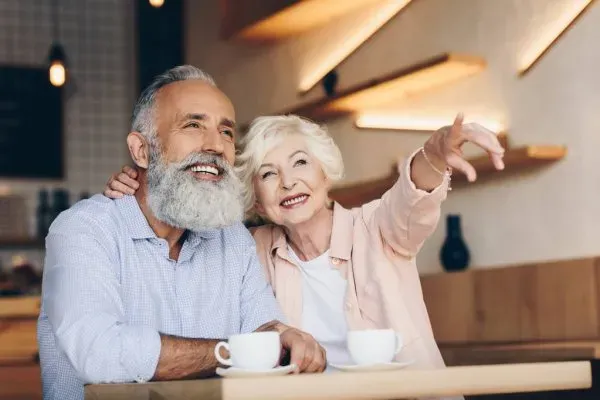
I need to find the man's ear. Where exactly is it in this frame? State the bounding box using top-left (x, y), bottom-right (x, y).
top-left (127, 132), bottom-right (149, 169)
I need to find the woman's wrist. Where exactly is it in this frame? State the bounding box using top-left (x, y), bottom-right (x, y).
top-left (410, 146), bottom-right (451, 192)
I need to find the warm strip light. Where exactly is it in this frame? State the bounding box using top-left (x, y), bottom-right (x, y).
top-left (519, 0), bottom-right (596, 75)
top-left (323, 54), bottom-right (485, 115)
top-left (298, 0), bottom-right (412, 94)
top-left (355, 114), bottom-right (505, 132)
top-left (238, 0), bottom-right (385, 41)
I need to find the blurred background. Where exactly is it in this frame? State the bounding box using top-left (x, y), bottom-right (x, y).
top-left (1, 0), bottom-right (599, 399)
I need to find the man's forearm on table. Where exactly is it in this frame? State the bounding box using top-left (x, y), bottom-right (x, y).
top-left (152, 320), bottom-right (288, 381)
top-left (152, 334), bottom-right (221, 380)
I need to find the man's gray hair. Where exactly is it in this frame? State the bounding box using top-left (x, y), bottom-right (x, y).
top-left (131, 65), bottom-right (217, 138)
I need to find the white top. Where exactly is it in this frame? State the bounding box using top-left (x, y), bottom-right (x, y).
top-left (288, 246), bottom-right (352, 369)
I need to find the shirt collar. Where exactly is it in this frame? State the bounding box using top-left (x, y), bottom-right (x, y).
top-left (116, 195), bottom-right (218, 242)
top-left (329, 202), bottom-right (353, 261)
top-left (269, 201), bottom-right (353, 261)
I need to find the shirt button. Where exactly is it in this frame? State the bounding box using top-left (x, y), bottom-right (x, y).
top-left (332, 258), bottom-right (341, 265)
top-left (345, 301), bottom-right (352, 310)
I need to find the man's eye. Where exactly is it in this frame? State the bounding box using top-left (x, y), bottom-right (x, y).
top-left (185, 122), bottom-right (200, 129)
top-left (222, 129), bottom-right (234, 138)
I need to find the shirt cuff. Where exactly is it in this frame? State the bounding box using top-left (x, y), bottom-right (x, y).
top-left (121, 325), bottom-right (161, 383)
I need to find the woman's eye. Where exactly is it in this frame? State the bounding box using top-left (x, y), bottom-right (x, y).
top-left (261, 171), bottom-right (275, 179)
top-left (294, 159), bottom-right (307, 167)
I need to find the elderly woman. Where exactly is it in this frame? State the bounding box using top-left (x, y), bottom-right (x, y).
top-left (105, 113), bottom-right (504, 372)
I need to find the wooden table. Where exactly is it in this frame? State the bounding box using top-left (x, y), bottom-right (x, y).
top-left (85, 361), bottom-right (592, 400)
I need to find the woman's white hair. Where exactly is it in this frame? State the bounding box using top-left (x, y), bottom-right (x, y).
top-left (236, 115), bottom-right (345, 214)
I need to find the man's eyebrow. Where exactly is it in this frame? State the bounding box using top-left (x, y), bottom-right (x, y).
top-left (221, 118), bottom-right (236, 129)
top-left (181, 113), bottom-right (207, 122)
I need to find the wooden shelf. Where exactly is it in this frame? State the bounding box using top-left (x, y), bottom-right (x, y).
top-left (328, 142), bottom-right (566, 207)
top-left (0, 238), bottom-right (44, 250)
top-left (281, 53), bottom-right (486, 122)
top-left (452, 145), bottom-right (567, 184)
top-left (223, 0), bottom-right (386, 42)
top-left (329, 167), bottom-right (398, 209)
top-left (0, 296), bottom-right (40, 318)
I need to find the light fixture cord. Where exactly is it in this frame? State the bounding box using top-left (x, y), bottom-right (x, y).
top-left (52, 0), bottom-right (60, 42)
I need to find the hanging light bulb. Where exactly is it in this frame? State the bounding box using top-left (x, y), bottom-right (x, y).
top-left (48, 42), bottom-right (67, 87)
top-left (149, 0), bottom-right (164, 8)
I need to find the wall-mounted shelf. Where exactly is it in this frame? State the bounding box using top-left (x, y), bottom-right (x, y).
top-left (280, 53), bottom-right (485, 123)
top-left (451, 145), bottom-right (567, 184)
top-left (240, 53), bottom-right (485, 132)
top-left (328, 137), bottom-right (566, 207)
top-left (329, 167), bottom-right (399, 209)
top-left (223, 0), bottom-right (386, 43)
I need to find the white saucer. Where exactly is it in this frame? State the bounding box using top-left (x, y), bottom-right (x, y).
top-left (216, 364), bottom-right (298, 378)
top-left (329, 360), bottom-right (414, 372)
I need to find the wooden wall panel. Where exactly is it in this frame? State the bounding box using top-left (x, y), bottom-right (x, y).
top-left (421, 257), bottom-right (600, 345)
top-left (421, 270), bottom-right (475, 343)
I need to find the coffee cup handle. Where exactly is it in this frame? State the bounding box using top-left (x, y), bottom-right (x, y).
top-left (214, 341), bottom-right (232, 366)
top-left (395, 332), bottom-right (403, 354)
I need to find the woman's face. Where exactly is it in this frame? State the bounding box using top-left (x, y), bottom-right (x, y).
top-left (253, 135), bottom-right (330, 227)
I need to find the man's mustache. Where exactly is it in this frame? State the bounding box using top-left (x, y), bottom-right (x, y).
top-left (174, 152), bottom-right (230, 174)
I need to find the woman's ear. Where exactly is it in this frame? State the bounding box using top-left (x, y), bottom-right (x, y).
top-left (254, 200), bottom-right (266, 216)
top-left (127, 132), bottom-right (150, 169)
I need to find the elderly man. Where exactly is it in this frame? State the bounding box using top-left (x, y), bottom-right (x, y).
top-left (37, 65), bottom-right (326, 400)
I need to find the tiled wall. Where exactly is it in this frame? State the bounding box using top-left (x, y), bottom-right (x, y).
top-left (0, 0), bottom-right (136, 270)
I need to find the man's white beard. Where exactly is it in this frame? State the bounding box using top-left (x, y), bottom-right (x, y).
top-left (146, 144), bottom-right (244, 232)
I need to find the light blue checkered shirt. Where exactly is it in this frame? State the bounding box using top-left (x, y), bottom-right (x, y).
top-left (37, 194), bottom-right (284, 400)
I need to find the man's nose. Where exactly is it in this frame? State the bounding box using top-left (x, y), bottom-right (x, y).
top-left (201, 129), bottom-right (225, 155)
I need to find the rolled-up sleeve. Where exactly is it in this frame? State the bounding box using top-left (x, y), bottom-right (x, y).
top-left (43, 223), bottom-right (161, 384)
top-left (372, 148), bottom-right (450, 257)
top-left (239, 241), bottom-right (286, 333)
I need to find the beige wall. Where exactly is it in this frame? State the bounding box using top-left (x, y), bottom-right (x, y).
top-left (186, 0), bottom-right (600, 274)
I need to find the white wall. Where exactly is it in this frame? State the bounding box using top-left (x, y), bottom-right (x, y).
top-left (186, 0), bottom-right (600, 273)
top-left (0, 0), bottom-right (135, 270)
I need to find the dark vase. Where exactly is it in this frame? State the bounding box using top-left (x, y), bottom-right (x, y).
top-left (322, 70), bottom-right (338, 97)
top-left (440, 214), bottom-right (470, 272)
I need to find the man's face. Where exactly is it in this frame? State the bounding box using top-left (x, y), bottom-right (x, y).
top-left (154, 80), bottom-right (237, 170)
top-left (143, 80), bottom-right (244, 232)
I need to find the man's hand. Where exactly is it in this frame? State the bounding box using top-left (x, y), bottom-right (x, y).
top-left (280, 327), bottom-right (326, 373)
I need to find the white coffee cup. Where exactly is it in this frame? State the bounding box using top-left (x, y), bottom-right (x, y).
top-left (214, 331), bottom-right (281, 370)
top-left (347, 329), bottom-right (403, 365)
